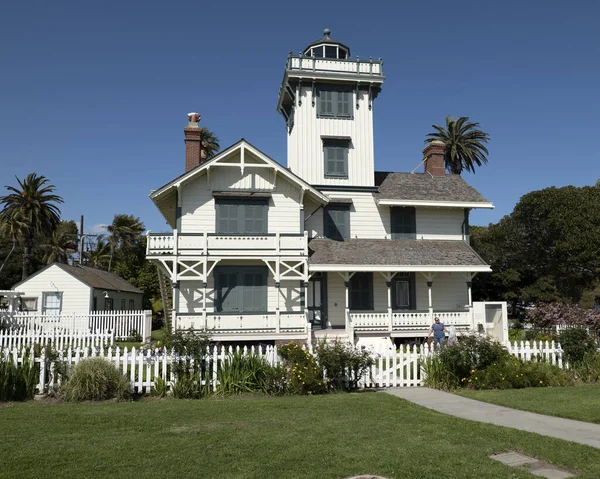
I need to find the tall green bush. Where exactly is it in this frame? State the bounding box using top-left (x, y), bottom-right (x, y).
top-left (315, 340), bottom-right (374, 391)
top-left (559, 328), bottom-right (596, 365)
top-left (166, 328), bottom-right (211, 399)
top-left (278, 342), bottom-right (327, 395)
top-left (61, 358), bottom-right (130, 402)
top-left (216, 351), bottom-right (275, 395)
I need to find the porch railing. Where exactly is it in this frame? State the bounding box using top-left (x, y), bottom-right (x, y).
top-left (175, 311), bottom-right (310, 337)
top-left (147, 231), bottom-right (308, 257)
top-left (350, 310), bottom-right (474, 334)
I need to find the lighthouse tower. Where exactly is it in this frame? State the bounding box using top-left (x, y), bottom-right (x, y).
top-left (277, 29), bottom-right (385, 188)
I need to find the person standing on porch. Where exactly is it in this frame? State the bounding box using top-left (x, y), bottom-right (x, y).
top-left (428, 317), bottom-right (446, 346)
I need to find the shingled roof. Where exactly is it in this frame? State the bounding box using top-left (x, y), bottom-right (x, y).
top-left (14, 263), bottom-right (143, 294)
top-left (308, 239), bottom-right (489, 268)
top-left (375, 172), bottom-right (490, 203)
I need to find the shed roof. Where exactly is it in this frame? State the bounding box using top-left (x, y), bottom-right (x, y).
top-left (308, 239), bottom-right (489, 268)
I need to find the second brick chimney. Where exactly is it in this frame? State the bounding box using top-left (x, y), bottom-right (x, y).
top-left (423, 140), bottom-right (446, 177)
top-left (184, 112), bottom-right (206, 172)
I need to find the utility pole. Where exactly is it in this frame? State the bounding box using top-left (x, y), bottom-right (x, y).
top-left (79, 215), bottom-right (84, 265)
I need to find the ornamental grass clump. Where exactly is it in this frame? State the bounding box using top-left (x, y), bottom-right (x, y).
top-left (278, 342), bottom-right (327, 395)
top-left (0, 354), bottom-right (39, 401)
top-left (216, 351), bottom-right (276, 396)
top-left (61, 357), bottom-right (130, 402)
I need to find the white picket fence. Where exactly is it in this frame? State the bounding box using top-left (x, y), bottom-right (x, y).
top-left (0, 310), bottom-right (152, 341)
top-left (506, 340), bottom-right (564, 368)
top-left (0, 340), bottom-right (566, 395)
top-left (0, 327), bottom-right (114, 350)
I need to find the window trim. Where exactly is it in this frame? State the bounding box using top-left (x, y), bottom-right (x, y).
top-left (214, 266), bottom-right (268, 314)
top-left (215, 197), bottom-right (269, 234)
top-left (349, 272), bottom-right (374, 311)
top-left (323, 138), bottom-right (349, 179)
top-left (390, 206), bottom-right (416, 240)
top-left (323, 204), bottom-right (350, 241)
top-left (41, 292), bottom-right (63, 315)
top-left (316, 86), bottom-right (353, 120)
top-left (20, 297), bottom-right (38, 312)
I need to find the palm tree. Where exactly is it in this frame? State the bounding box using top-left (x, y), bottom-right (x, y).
top-left (41, 223), bottom-right (78, 264)
top-left (0, 214), bottom-right (25, 276)
top-left (0, 174), bottom-right (63, 279)
top-left (425, 116), bottom-right (490, 174)
top-left (85, 235), bottom-right (111, 269)
top-left (200, 128), bottom-right (220, 159)
top-left (107, 214), bottom-right (145, 272)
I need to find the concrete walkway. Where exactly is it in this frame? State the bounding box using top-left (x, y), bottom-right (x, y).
top-left (385, 387), bottom-right (600, 449)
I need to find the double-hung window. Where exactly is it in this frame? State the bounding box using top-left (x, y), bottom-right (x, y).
top-left (323, 139), bottom-right (349, 178)
top-left (215, 266), bottom-right (268, 313)
top-left (215, 198), bottom-right (268, 234)
top-left (324, 205), bottom-right (350, 241)
top-left (349, 273), bottom-right (373, 311)
top-left (391, 207), bottom-right (416, 240)
top-left (42, 292), bottom-right (62, 315)
top-left (316, 87), bottom-right (352, 119)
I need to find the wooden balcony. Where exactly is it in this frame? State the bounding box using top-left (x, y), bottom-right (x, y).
top-left (286, 55), bottom-right (384, 78)
top-left (146, 232), bottom-right (308, 257)
top-left (350, 310), bottom-right (475, 336)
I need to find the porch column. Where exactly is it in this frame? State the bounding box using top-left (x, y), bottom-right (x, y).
top-left (466, 281), bottom-right (473, 307)
top-left (275, 282), bottom-right (281, 334)
top-left (386, 281), bottom-right (393, 333)
top-left (172, 281), bottom-right (179, 333)
top-left (302, 281), bottom-right (309, 333)
top-left (427, 281), bottom-right (433, 322)
top-left (344, 280), bottom-right (350, 333)
top-left (202, 281), bottom-right (208, 330)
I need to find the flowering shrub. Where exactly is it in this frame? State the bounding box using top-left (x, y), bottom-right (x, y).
top-left (315, 340), bottom-right (374, 391)
top-left (528, 303), bottom-right (600, 333)
top-left (461, 357), bottom-right (572, 390)
top-left (278, 342), bottom-right (327, 395)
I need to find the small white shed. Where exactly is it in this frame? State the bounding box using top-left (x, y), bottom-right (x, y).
top-left (11, 263), bottom-right (143, 314)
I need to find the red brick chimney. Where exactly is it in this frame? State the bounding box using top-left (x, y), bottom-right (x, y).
top-left (423, 140), bottom-right (446, 177)
top-left (184, 112), bottom-right (206, 172)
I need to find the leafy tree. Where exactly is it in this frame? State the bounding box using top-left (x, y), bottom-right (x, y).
top-left (41, 220), bottom-right (78, 264)
top-left (200, 127), bottom-right (220, 159)
top-left (0, 215), bottom-right (24, 276)
top-left (107, 214), bottom-right (144, 272)
top-left (0, 174), bottom-right (63, 279)
top-left (471, 184), bottom-right (600, 305)
top-left (425, 116), bottom-right (490, 174)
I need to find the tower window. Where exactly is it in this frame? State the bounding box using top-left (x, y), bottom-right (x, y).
top-left (324, 204), bottom-right (350, 240)
top-left (323, 139), bottom-right (349, 179)
top-left (316, 87), bottom-right (353, 119)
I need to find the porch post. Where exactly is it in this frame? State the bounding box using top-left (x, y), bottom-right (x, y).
top-left (202, 281), bottom-right (208, 330)
top-left (467, 281), bottom-right (473, 307)
top-left (344, 279), bottom-right (350, 335)
top-left (427, 281), bottom-right (433, 322)
top-left (302, 281), bottom-right (309, 334)
top-left (386, 280), bottom-right (393, 333)
top-left (275, 282), bottom-right (281, 334)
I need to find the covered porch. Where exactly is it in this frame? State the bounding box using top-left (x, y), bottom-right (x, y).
top-left (307, 238), bottom-right (492, 341)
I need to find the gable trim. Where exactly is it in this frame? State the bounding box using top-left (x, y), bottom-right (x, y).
top-left (377, 199), bottom-right (495, 209)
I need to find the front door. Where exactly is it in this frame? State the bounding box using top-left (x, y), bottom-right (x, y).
top-left (307, 273), bottom-right (327, 329)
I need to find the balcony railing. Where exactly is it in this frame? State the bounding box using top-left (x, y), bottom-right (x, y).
top-left (147, 231), bottom-right (308, 257)
top-left (175, 311), bottom-right (309, 337)
top-left (350, 310), bottom-right (474, 334)
top-left (286, 55), bottom-right (383, 77)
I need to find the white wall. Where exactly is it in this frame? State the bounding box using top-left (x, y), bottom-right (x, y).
top-left (14, 265), bottom-right (91, 313)
top-left (288, 87), bottom-right (375, 187)
top-left (91, 289), bottom-right (143, 311)
top-left (416, 208), bottom-right (464, 241)
top-left (180, 159), bottom-right (303, 235)
top-left (415, 273), bottom-right (469, 311)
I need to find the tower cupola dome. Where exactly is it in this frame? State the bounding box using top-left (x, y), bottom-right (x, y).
top-left (303, 29), bottom-right (350, 59)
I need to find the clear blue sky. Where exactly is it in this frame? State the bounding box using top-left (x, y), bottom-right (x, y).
top-left (1, 0), bottom-right (598, 235)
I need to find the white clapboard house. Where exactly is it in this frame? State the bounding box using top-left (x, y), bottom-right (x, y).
top-left (146, 30), bottom-right (507, 344)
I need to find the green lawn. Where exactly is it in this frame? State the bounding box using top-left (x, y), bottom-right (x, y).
top-left (2, 393), bottom-right (600, 478)
top-left (114, 328), bottom-right (165, 350)
top-left (457, 384), bottom-right (600, 424)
